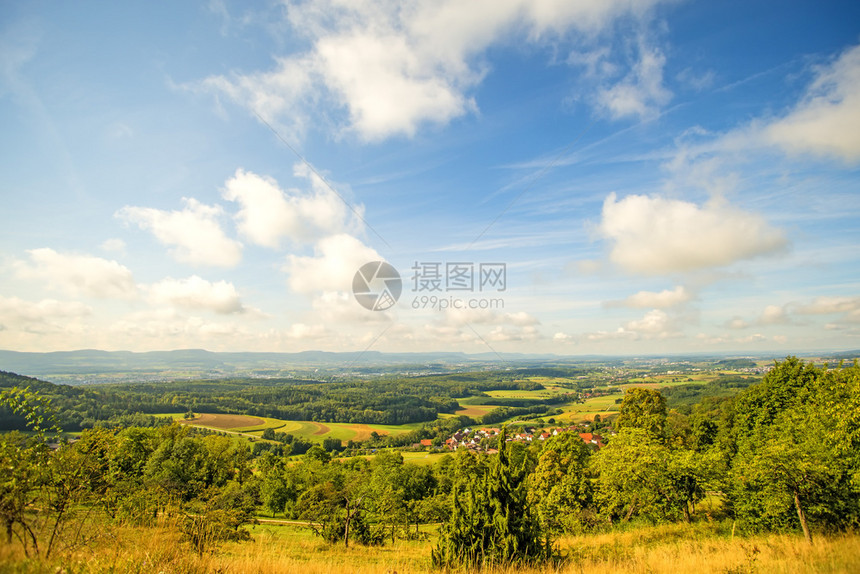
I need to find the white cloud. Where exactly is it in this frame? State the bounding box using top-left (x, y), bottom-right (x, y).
top-left (443, 308), bottom-right (540, 327)
top-left (117, 198), bottom-right (242, 268)
top-left (624, 308), bottom-right (681, 338)
top-left (222, 166), bottom-right (361, 248)
top-left (284, 233), bottom-right (381, 294)
top-left (759, 304), bottom-right (789, 325)
top-left (790, 295), bottom-right (860, 328)
top-left (147, 276), bottom-right (248, 314)
top-left (416, 308), bottom-right (542, 346)
top-left (284, 322), bottom-right (329, 340)
top-left (793, 295), bottom-right (860, 315)
top-left (14, 248), bottom-right (137, 299)
top-left (108, 309), bottom-right (243, 344)
top-left (597, 42), bottom-right (671, 120)
top-left (612, 285), bottom-right (691, 308)
top-left (764, 44), bottom-right (860, 163)
top-left (735, 333), bottom-right (767, 344)
top-left (0, 295), bottom-right (91, 333)
top-left (587, 308), bottom-right (683, 341)
top-left (201, 0), bottom-right (673, 140)
top-left (671, 43), bottom-right (860, 169)
top-left (485, 324), bottom-right (541, 342)
top-left (100, 238), bottom-right (127, 255)
top-left (586, 327), bottom-right (638, 341)
top-left (310, 290), bottom-right (392, 324)
top-left (599, 192), bottom-right (787, 274)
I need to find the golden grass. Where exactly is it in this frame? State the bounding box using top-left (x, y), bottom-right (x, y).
top-left (185, 413), bottom-right (265, 429)
top-left (558, 523), bottom-right (860, 574)
top-left (2, 520), bottom-right (859, 574)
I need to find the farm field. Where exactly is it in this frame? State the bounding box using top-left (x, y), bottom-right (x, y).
top-left (556, 393), bottom-right (621, 423)
top-left (162, 368), bottom-right (751, 443)
top-left (483, 387), bottom-right (559, 399)
top-left (453, 403), bottom-right (495, 417)
top-left (177, 413), bottom-right (420, 443)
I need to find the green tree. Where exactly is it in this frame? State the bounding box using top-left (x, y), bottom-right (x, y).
top-left (616, 387), bottom-right (667, 438)
top-left (432, 426), bottom-right (552, 569)
top-left (727, 360), bottom-right (860, 540)
top-left (527, 432), bottom-right (593, 533)
top-left (593, 428), bottom-right (707, 523)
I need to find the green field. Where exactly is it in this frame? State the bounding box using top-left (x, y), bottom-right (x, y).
top-left (177, 414), bottom-right (423, 444)
top-left (556, 393), bottom-right (620, 423)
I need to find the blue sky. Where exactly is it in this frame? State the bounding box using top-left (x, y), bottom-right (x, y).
top-left (1, 0), bottom-right (859, 355)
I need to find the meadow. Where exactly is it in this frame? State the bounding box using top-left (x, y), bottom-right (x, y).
top-left (2, 519), bottom-right (858, 573)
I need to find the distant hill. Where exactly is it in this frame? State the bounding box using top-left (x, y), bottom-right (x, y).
top-left (0, 349), bottom-right (563, 384)
top-left (1, 348), bottom-right (851, 386)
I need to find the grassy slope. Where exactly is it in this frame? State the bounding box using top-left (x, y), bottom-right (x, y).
top-left (2, 521), bottom-right (857, 574)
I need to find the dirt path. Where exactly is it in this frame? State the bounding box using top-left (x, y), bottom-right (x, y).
top-left (312, 422), bottom-right (331, 436)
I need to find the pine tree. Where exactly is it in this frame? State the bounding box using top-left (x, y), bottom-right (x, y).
top-left (431, 426), bottom-right (553, 569)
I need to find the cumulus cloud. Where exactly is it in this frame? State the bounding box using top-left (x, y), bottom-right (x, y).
top-left (117, 198), bottom-right (242, 268)
top-left (284, 322), bottom-right (329, 340)
top-left (610, 285), bottom-right (691, 308)
top-left (310, 290), bottom-right (393, 324)
top-left (417, 308), bottom-right (542, 346)
top-left (14, 248), bottom-right (137, 299)
top-left (587, 308), bottom-right (683, 341)
top-left (599, 192), bottom-right (787, 274)
top-left (108, 309), bottom-right (245, 344)
top-left (147, 276), bottom-right (249, 314)
top-left (284, 233), bottom-right (381, 294)
top-left (791, 295), bottom-right (860, 326)
top-left (222, 166), bottom-right (361, 248)
top-left (764, 44), bottom-right (860, 163)
top-left (624, 309), bottom-right (681, 338)
top-left (485, 324), bottom-right (541, 342)
top-left (200, 0), bottom-right (672, 140)
top-left (0, 295), bottom-right (91, 333)
top-left (759, 304), bottom-right (789, 325)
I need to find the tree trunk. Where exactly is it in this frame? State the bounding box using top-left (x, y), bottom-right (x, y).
top-left (343, 512), bottom-right (351, 548)
top-left (794, 490), bottom-right (812, 544)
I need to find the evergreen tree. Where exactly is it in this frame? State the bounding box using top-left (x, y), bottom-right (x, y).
top-left (432, 426), bottom-right (552, 569)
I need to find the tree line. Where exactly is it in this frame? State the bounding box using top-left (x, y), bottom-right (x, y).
top-left (0, 371), bottom-right (553, 430)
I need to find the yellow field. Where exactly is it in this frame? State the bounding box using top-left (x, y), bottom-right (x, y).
top-left (185, 413), bottom-right (265, 429)
top-left (454, 404), bottom-right (495, 417)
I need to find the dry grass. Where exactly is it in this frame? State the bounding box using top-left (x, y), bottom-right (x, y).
top-left (1, 521), bottom-right (858, 574)
top-left (558, 523), bottom-right (860, 574)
